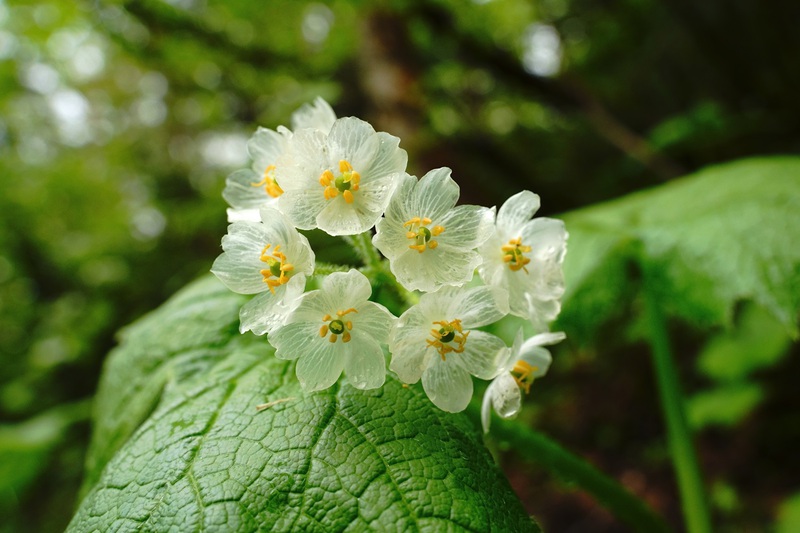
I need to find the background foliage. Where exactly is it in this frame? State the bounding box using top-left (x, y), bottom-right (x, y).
top-left (1, 0), bottom-right (799, 531)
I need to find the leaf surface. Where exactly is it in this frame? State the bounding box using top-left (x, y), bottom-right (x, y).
top-left (558, 157), bottom-right (800, 340)
top-left (70, 277), bottom-right (536, 532)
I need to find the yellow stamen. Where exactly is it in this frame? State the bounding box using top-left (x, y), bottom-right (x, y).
top-left (502, 237), bottom-right (533, 273)
top-left (320, 159), bottom-right (360, 202)
top-left (426, 319), bottom-right (468, 360)
top-left (404, 217), bottom-right (444, 253)
top-left (511, 360), bottom-right (539, 394)
top-left (251, 165), bottom-right (283, 198)
top-left (320, 308), bottom-right (359, 344)
top-left (259, 243), bottom-right (293, 293)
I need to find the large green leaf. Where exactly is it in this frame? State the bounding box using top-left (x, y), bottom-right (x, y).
top-left (70, 277), bottom-right (536, 532)
top-left (558, 157), bottom-right (800, 341)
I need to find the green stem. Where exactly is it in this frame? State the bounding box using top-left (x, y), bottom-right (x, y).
top-left (642, 262), bottom-right (712, 533)
top-left (469, 402), bottom-right (671, 533)
top-left (344, 232), bottom-right (382, 271)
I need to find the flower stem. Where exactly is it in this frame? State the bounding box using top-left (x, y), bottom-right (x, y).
top-left (344, 231), bottom-right (382, 271)
top-left (469, 401), bottom-right (671, 533)
top-left (642, 262), bottom-right (712, 533)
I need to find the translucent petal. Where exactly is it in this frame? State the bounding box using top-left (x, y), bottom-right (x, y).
top-left (316, 196), bottom-right (377, 236)
top-left (321, 270), bottom-right (372, 308)
top-left (410, 167), bottom-right (459, 220)
top-left (481, 385), bottom-right (494, 433)
top-left (294, 339), bottom-right (345, 392)
top-left (343, 335), bottom-right (386, 390)
top-left (446, 285), bottom-right (509, 329)
top-left (238, 288), bottom-right (281, 335)
top-left (392, 246), bottom-right (481, 293)
top-left (421, 357), bottom-right (473, 413)
top-left (456, 330), bottom-right (508, 379)
top-left (354, 174), bottom-right (399, 214)
top-left (326, 117), bottom-right (379, 172)
top-left (527, 294), bottom-right (562, 330)
top-left (524, 331), bottom-right (567, 347)
top-left (389, 310), bottom-right (432, 383)
top-left (373, 211), bottom-right (413, 260)
top-left (268, 320), bottom-right (321, 360)
top-left (496, 190), bottom-right (541, 229)
top-left (277, 188), bottom-right (328, 230)
top-left (522, 217), bottom-right (568, 263)
top-left (291, 97), bottom-right (336, 132)
top-left (435, 205), bottom-right (495, 249)
top-left (275, 129), bottom-right (328, 192)
top-left (212, 223), bottom-right (270, 294)
top-left (222, 169), bottom-right (274, 210)
top-left (519, 346), bottom-right (553, 378)
top-left (490, 372), bottom-right (523, 419)
top-left (247, 127), bottom-right (287, 174)
top-left (351, 302), bottom-right (395, 344)
top-left (381, 172), bottom-right (417, 223)
top-left (360, 131), bottom-right (407, 181)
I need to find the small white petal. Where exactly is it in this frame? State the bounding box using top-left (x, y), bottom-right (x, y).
top-left (247, 127), bottom-right (288, 174)
top-left (421, 357), bottom-right (473, 413)
top-left (360, 132), bottom-right (407, 182)
top-left (520, 346), bottom-right (553, 379)
top-left (222, 169), bottom-right (276, 211)
top-left (490, 372), bottom-right (523, 419)
top-left (291, 97), bottom-right (336, 132)
top-left (327, 117), bottom-right (380, 171)
top-left (269, 320), bottom-right (321, 360)
top-left (277, 188), bottom-right (328, 230)
top-left (352, 302), bottom-right (395, 344)
top-left (496, 190), bottom-right (541, 229)
top-left (239, 275), bottom-right (305, 335)
top-left (226, 208), bottom-right (261, 223)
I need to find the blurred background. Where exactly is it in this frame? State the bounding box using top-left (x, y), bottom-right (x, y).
top-left (1, 0), bottom-right (799, 531)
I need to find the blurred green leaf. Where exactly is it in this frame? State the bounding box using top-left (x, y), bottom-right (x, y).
top-left (776, 492), bottom-right (800, 533)
top-left (697, 304), bottom-right (792, 382)
top-left (70, 276), bottom-right (537, 532)
top-left (558, 157), bottom-right (800, 342)
top-left (687, 383), bottom-right (763, 429)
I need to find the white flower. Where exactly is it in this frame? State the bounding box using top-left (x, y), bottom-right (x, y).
top-left (481, 329), bottom-right (564, 433)
top-left (477, 190), bottom-right (567, 327)
top-left (270, 269), bottom-right (395, 391)
top-left (211, 207), bottom-right (315, 335)
top-left (275, 117), bottom-right (407, 235)
top-left (223, 97), bottom-right (337, 222)
top-left (372, 168), bottom-right (495, 292)
top-left (389, 285), bottom-right (509, 412)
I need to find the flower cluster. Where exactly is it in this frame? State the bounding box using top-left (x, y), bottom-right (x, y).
top-left (212, 98), bottom-right (568, 432)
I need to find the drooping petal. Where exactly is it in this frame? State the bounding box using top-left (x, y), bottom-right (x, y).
top-left (496, 190), bottom-right (541, 229)
top-left (421, 357), bottom-right (473, 413)
top-left (343, 335), bottom-right (386, 390)
top-left (519, 346), bottom-right (553, 379)
top-left (490, 372), bottom-right (523, 419)
top-left (456, 330), bottom-right (508, 380)
top-left (522, 217), bottom-right (568, 263)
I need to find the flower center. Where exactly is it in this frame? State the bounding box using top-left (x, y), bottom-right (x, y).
top-left (426, 319), bottom-right (469, 361)
top-left (319, 308), bottom-right (358, 343)
top-left (259, 244), bottom-right (294, 294)
top-left (501, 237), bottom-right (532, 273)
top-left (319, 160), bottom-right (360, 204)
top-left (510, 360), bottom-right (539, 394)
top-left (404, 217), bottom-right (445, 253)
top-left (251, 165), bottom-right (283, 198)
